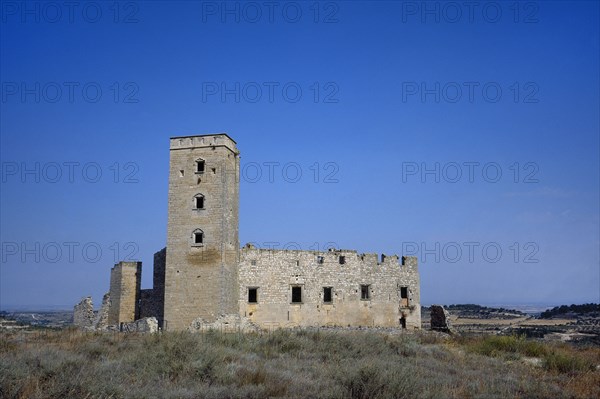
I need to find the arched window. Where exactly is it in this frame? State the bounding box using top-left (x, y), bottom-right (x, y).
top-left (195, 158), bottom-right (205, 173)
top-left (193, 194), bottom-right (205, 209)
top-left (192, 229), bottom-right (204, 245)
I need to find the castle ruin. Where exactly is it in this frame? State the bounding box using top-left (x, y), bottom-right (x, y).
top-left (75, 134), bottom-right (421, 331)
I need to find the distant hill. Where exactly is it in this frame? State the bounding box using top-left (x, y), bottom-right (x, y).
top-left (540, 303), bottom-right (600, 319)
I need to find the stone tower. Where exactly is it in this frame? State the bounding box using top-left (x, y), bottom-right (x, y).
top-left (163, 134), bottom-right (240, 330)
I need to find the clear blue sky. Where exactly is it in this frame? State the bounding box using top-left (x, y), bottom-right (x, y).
top-left (1, 1), bottom-right (598, 309)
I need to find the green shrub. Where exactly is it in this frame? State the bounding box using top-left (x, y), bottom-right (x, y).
top-left (543, 351), bottom-right (595, 373)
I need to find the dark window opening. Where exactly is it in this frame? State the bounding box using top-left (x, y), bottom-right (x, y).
top-left (195, 196), bottom-right (204, 209)
top-left (196, 160), bottom-right (205, 173)
top-left (248, 288), bottom-right (258, 303)
top-left (339, 256), bottom-right (346, 265)
top-left (317, 256), bottom-right (324, 264)
top-left (400, 286), bottom-right (409, 306)
top-left (193, 231), bottom-right (203, 244)
top-left (400, 316), bottom-right (406, 329)
top-left (291, 286), bottom-right (302, 303)
top-left (323, 287), bottom-right (333, 303)
top-left (361, 284), bottom-right (370, 300)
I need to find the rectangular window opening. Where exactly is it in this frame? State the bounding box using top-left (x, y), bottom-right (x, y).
top-left (195, 197), bottom-right (204, 209)
top-left (361, 284), bottom-right (370, 300)
top-left (248, 288), bottom-right (258, 303)
top-left (339, 256), bottom-right (346, 265)
top-left (194, 232), bottom-right (203, 244)
top-left (317, 256), bottom-right (324, 264)
top-left (196, 160), bottom-right (205, 173)
top-left (400, 287), bottom-right (409, 306)
top-left (323, 287), bottom-right (332, 303)
top-left (291, 286), bottom-right (302, 303)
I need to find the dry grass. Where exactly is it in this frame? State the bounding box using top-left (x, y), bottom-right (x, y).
top-left (0, 328), bottom-right (598, 399)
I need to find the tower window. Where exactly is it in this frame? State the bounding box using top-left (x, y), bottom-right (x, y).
top-left (248, 288), bottom-right (258, 303)
top-left (360, 284), bottom-right (370, 300)
top-left (317, 256), bottom-right (324, 264)
top-left (194, 194), bottom-right (205, 209)
top-left (192, 229), bottom-right (204, 245)
top-left (196, 159), bottom-right (205, 173)
top-left (339, 256), bottom-right (346, 265)
top-left (400, 286), bottom-right (409, 307)
top-left (291, 286), bottom-right (302, 303)
top-left (323, 287), bottom-right (333, 303)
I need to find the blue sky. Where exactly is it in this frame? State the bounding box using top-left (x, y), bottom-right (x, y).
top-left (1, 1), bottom-right (598, 309)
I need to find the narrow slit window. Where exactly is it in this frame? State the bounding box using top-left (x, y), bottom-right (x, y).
top-left (361, 284), bottom-right (370, 300)
top-left (323, 287), bottom-right (333, 303)
top-left (291, 286), bottom-right (302, 303)
top-left (248, 288), bottom-right (258, 303)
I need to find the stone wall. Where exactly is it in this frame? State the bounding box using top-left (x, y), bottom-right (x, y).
top-left (94, 293), bottom-right (111, 329)
top-left (108, 261), bottom-right (141, 325)
top-left (120, 317), bottom-right (159, 333)
top-left (138, 248), bottom-right (167, 327)
top-left (164, 134), bottom-right (240, 331)
top-left (238, 247), bottom-right (421, 329)
top-left (73, 296), bottom-right (95, 329)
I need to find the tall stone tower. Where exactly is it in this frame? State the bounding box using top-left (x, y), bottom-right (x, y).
top-left (163, 134), bottom-right (240, 330)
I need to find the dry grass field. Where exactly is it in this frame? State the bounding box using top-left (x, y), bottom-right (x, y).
top-left (1, 328), bottom-right (598, 399)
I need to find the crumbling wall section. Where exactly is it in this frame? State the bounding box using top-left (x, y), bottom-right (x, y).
top-left (73, 296), bottom-right (95, 329)
top-left (94, 292), bottom-right (111, 329)
top-left (238, 247), bottom-right (421, 329)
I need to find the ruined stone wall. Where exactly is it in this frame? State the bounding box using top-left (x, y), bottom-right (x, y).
top-left (94, 293), bottom-right (111, 329)
top-left (164, 135), bottom-right (240, 331)
top-left (238, 248), bottom-right (420, 329)
top-left (138, 248), bottom-right (166, 327)
top-left (108, 261), bottom-right (141, 325)
top-left (73, 297), bottom-right (95, 329)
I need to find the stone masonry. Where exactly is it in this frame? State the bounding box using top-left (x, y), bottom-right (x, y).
top-left (108, 261), bottom-right (141, 326)
top-left (239, 248), bottom-right (420, 329)
top-left (73, 297), bottom-right (95, 329)
top-left (79, 133), bottom-right (422, 332)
